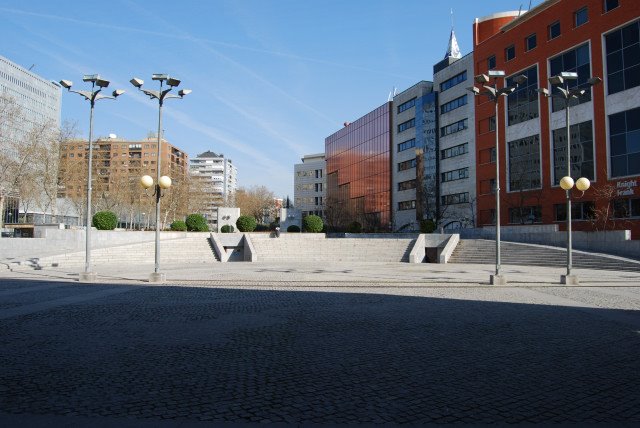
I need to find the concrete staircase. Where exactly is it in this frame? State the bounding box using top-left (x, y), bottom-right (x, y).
top-left (449, 239), bottom-right (640, 272)
top-left (248, 234), bottom-right (416, 262)
top-left (25, 233), bottom-right (217, 269)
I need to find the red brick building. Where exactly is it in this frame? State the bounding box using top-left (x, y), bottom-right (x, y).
top-left (473, 0), bottom-right (640, 238)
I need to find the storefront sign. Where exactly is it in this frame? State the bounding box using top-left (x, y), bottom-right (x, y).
top-left (616, 179), bottom-right (637, 196)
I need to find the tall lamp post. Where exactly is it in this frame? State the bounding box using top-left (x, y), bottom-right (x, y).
top-left (130, 74), bottom-right (190, 283)
top-left (538, 72), bottom-right (600, 285)
top-left (59, 75), bottom-right (124, 282)
top-left (468, 70), bottom-right (527, 285)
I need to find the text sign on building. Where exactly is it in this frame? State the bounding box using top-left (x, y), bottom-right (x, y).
top-left (616, 179), bottom-right (637, 196)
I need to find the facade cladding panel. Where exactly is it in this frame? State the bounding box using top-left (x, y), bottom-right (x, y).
top-left (325, 103), bottom-right (392, 230)
top-left (473, 0), bottom-right (640, 238)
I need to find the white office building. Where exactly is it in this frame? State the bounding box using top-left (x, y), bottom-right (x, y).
top-left (294, 153), bottom-right (325, 218)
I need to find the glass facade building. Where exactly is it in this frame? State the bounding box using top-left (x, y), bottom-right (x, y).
top-left (325, 103), bottom-right (392, 230)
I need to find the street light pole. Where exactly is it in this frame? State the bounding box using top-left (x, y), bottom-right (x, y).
top-left (538, 72), bottom-right (600, 285)
top-left (468, 70), bottom-right (527, 285)
top-left (131, 75), bottom-right (190, 283)
top-left (59, 76), bottom-right (124, 282)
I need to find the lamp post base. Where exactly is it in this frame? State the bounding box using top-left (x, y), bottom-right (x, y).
top-left (561, 274), bottom-right (579, 285)
top-left (490, 274), bottom-right (507, 285)
top-left (79, 272), bottom-right (97, 283)
top-left (149, 272), bottom-right (166, 283)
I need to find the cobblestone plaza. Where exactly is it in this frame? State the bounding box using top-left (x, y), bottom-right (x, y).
top-left (1, 263), bottom-right (639, 425)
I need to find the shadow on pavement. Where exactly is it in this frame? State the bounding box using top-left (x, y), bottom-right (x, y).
top-left (0, 278), bottom-right (639, 425)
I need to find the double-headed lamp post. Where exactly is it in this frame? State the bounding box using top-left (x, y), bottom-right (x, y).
top-left (538, 71), bottom-right (601, 285)
top-left (468, 70), bottom-right (527, 285)
top-left (59, 75), bottom-right (124, 282)
top-left (131, 74), bottom-right (190, 283)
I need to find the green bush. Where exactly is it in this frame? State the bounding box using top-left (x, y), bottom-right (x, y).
top-left (92, 211), bottom-right (117, 230)
top-left (220, 224), bottom-right (234, 233)
top-left (236, 215), bottom-right (257, 232)
top-left (170, 220), bottom-right (187, 231)
top-left (185, 213), bottom-right (209, 232)
top-left (420, 219), bottom-right (436, 234)
top-left (287, 225), bottom-right (301, 233)
top-left (347, 221), bottom-right (362, 233)
top-left (303, 215), bottom-right (323, 233)
top-left (255, 224), bottom-right (270, 232)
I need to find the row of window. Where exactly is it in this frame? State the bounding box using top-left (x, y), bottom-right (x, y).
top-left (440, 94), bottom-right (467, 115)
top-left (440, 71), bottom-right (467, 92)
top-left (440, 119), bottom-right (467, 137)
top-left (397, 179), bottom-right (416, 191)
top-left (398, 138), bottom-right (416, 152)
top-left (441, 142), bottom-right (468, 159)
top-left (397, 97), bottom-right (416, 114)
top-left (398, 118), bottom-right (415, 133)
top-left (398, 200), bottom-right (416, 211)
top-left (441, 167), bottom-right (469, 183)
top-left (441, 192), bottom-right (469, 205)
top-left (397, 158), bottom-right (417, 172)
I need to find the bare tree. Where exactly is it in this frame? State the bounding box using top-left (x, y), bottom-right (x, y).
top-left (235, 185), bottom-right (277, 223)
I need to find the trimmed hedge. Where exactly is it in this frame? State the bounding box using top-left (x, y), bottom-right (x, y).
top-left (185, 213), bottom-right (209, 232)
top-left (236, 215), bottom-right (257, 232)
top-left (287, 225), bottom-right (300, 232)
top-left (255, 224), bottom-right (270, 232)
top-left (420, 219), bottom-right (436, 233)
top-left (170, 220), bottom-right (187, 231)
top-left (303, 215), bottom-right (323, 233)
top-left (220, 224), bottom-right (234, 233)
top-left (347, 221), bottom-right (362, 233)
top-left (93, 211), bottom-right (117, 230)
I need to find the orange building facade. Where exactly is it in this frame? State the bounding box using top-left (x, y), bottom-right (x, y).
top-left (325, 103), bottom-right (392, 230)
top-left (473, 0), bottom-right (640, 238)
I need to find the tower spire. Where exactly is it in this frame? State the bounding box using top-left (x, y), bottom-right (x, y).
top-left (444, 9), bottom-right (462, 59)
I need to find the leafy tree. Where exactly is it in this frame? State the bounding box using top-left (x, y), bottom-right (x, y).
top-left (347, 221), bottom-right (362, 233)
top-left (420, 219), bottom-right (436, 233)
top-left (236, 215), bottom-right (257, 232)
top-left (287, 225), bottom-right (300, 232)
top-left (93, 211), bottom-right (118, 230)
top-left (170, 220), bottom-right (187, 231)
top-left (303, 215), bottom-right (323, 233)
top-left (185, 213), bottom-right (208, 231)
top-left (220, 224), bottom-right (234, 233)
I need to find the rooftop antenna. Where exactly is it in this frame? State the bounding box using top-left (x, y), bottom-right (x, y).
top-left (450, 8), bottom-right (454, 30)
top-left (28, 64), bottom-right (35, 71)
top-left (517, 4), bottom-right (523, 17)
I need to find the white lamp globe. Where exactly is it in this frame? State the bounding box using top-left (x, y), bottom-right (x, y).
top-left (559, 176), bottom-right (574, 191)
top-left (140, 175), bottom-right (154, 189)
top-left (575, 177), bottom-right (591, 192)
top-left (158, 175), bottom-right (172, 189)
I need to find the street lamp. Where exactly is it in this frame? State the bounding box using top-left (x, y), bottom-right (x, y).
top-left (468, 70), bottom-right (527, 285)
top-left (131, 74), bottom-right (190, 283)
top-left (59, 75), bottom-right (124, 282)
top-left (538, 72), bottom-right (601, 284)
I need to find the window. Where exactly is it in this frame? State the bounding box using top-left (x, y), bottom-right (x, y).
top-left (441, 192), bottom-right (469, 205)
top-left (315, 169), bottom-right (323, 178)
top-left (612, 198), bottom-right (640, 218)
top-left (604, 0), bottom-right (619, 13)
top-left (609, 107), bottom-right (640, 178)
top-left (555, 201), bottom-right (595, 221)
top-left (549, 43), bottom-right (592, 112)
top-left (508, 134), bottom-right (541, 191)
top-left (440, 119), bottom-right (467, 137)
top-left (440, 94), bottom-right (468, 114)
top-left (398, 138), bottom-right (416, 152)
top-left (441, 143), bottom-right (468, 159)
top-left (605, 20), bottom-right (640, 95)
top-left (505, 45), bottom-right (516, 61)
top-left (487, 55), bottom-right (496, 70)
top-left (479, 147), bottom-right (496, 164)
top-left (315, 197), bottom-right (323, 206)
top-left (507, 65), bottom-right (539, 125)
top-left (397, 98), bottom-right (416, 114)
top-left (398, 118), bottom-right (415, 133)
top-left (398, 200), bottom-right (416, 211)
top-left (552, 120), bottom-right (594, 185)
top-left (440, 71), bottom-right (467, 92)
top-left (397, 179), bottom-right (416, 191)
top-left (575, 7), bottom-right (588, 27)
top-left (549, 21), bottom-right (561, 39)
top-left (509, 206), bottom-right (542, 224)
top-left (397, 158), bottom-right (417, 171)
top-left (441, 167), bottom-right (469, 182)
top-left (315, 183), bottom-right (323, 192)
top-left (525, 33), bottom-right (537, 51)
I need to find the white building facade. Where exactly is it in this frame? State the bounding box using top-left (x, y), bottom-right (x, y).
top-left (189, 151), bottom-right (238, 230)
top-left (294, 153), bottom-right (325, 218)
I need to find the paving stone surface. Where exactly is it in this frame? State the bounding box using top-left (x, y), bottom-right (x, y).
top-left (0, 267), bottom-right (639, 425)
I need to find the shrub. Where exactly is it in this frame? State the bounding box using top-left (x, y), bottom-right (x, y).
top-left (220, 224), bottom-right (234, 233)
top-left (170, 220), bottom-right (187, 231)
top-left (420, 219), bottom-right (436, 233)
top-left (255, 224), bottom-right (270, 232)
top-left (92, 211), bottom-right (117, 230)
top-left (236, 215), bottom-right (257, 232)
top-left (185, 213), bottom-right (209, 232)
top-left (303, 215), bottom-right (323, 233)
top-left (347, 221), bottom-right (362, 233)
top-left (287, 225), bottom-right (301, 232)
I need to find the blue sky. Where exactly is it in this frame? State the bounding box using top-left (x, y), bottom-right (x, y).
top-left (1, 0), bottom-right (539, 198)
